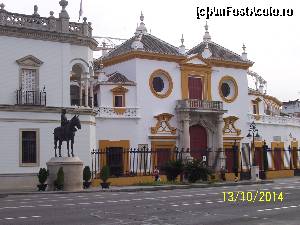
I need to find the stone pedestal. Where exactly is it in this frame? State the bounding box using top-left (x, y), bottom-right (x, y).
top-left (46, 157), bottom-right (83, 191)
top-left (251, 166), bottom-right (260, 181)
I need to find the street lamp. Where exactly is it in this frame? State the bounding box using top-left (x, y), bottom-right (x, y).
top-left (246, 121), bottom-right (260, 178)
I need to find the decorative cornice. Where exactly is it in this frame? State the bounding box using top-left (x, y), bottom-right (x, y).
top-left (0, 104), bottom-right (97, 116)
top-left (0, 25), bottom-right (98, 50)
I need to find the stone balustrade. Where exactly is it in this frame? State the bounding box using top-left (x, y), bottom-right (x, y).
top-left (0, 3), bottom-right (92, 37)
top-left (248, 114), bottom-right (300, 127)
top-left (96, 107), bottom-right (140, 119)
top-left (176, 99), bottom-right (224, 111)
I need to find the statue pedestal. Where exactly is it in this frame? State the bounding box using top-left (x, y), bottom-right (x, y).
top-left (46, 157), bottom-right (83, 191)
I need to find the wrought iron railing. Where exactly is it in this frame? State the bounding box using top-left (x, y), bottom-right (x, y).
top-left (176, 99), bottom-right (223, 111)
top-left (16, 89), bottom-right (46, 106)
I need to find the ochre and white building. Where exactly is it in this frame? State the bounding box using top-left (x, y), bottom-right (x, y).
top-left (0, 2), bottom-right (299, 190)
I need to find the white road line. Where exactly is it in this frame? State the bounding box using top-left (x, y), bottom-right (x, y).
top-left (206, 201), bottom-right (213, 204)
top-left (64, 203), bottom-right (75, 206)
top-left (265, 209), bottom-right (272, 211)
top-left (39, 205), bottom-right (53, 207)
top-left (217, 200), bottom-right (224, 203)
top-left (132, 199), bottom-right (142, 201)
top-left (4, 217), bottom-right (14, 220)
top-left (281, 206), bottom-right (288, 209)
top-left (107, 200), bottom-right (118, 203)
top-left (93, 202), bottom-right (104, 204)
top-left (78, 203), bottom-right (90, 205)
top-left (32, 216), bottom-right (41, 218)
top-left (194, 202), bottom-right (202, 205)
top-left (290, 206), bottom-right (297, 208)
top-left (195, 194), bottom-right (206, 196)
top-left (257, 209), bottom-right (264, 212)
top-left (19, 206), bottom-right (34, 208)
top-left (182, 203), bottom-right (190, 206)
top-left (144, 197), bottom-right (155, 200)
top-left (4, 206), bottom-right (18, 209)
top-left (171, 204), bottom-right (179, 207)
top-left (41, 198), bottom-right (48, 200)
top-left (120, 199), bottom-right (130, 202)
top-left (18, 217), bottom-right (28, 219)
top-left (274, 208), bottom-right (280, 210)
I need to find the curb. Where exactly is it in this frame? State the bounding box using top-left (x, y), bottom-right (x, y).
top-left (0, 180), bottom-right (273, 196)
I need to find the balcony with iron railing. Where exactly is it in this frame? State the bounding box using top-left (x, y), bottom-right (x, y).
top-left (176, 99), bottom-right (225, 113)
top-left (16, 89), bottom-right (46, 106)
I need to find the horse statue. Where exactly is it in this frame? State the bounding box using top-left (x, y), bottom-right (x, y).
top-left (53, 115), bottom-right (81, 157)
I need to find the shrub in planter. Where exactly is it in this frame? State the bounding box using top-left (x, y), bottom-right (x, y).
top-left (100, 165), bottom-right (110, 189)
top-left (184, 159), bottom-right (211, 183)
top-left (54, 167), bottom-right (64, 191)
top-left (163, 160), bottom-right (184, 182)
top-left (37, 168), bottom-right (49, 191)
top-left (83, 166), bottom-right (92, 189)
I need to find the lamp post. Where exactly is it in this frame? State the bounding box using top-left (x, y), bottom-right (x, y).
top-left (246, 121), bottom-right (260, 179)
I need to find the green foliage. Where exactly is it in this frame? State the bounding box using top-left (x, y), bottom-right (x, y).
top-left (163, 160), bottom-right (184, 181)
top-left (184, 159), bottom-right (211, 183)
top-left (55, 167), bottom-right (64, 190)
top-left (100, 165), bottom-right (110, 183)
top-left (37, 168), bottom-right (49, 184)
top-left (83, 166), bottom-right (92, 182)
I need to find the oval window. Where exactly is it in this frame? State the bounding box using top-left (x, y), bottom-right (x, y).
top-left (219, 76), bottom-right (238, 103)
top-left (149, 70), bottom-right (173, 98)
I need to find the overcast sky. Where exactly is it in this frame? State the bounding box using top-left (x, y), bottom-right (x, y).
top-left (3, 0), bottom-right (300, 101)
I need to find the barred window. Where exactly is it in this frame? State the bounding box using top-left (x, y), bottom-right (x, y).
top-left (21, 130), bottom-right (38, 165)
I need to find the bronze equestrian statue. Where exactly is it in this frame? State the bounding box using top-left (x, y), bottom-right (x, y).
top-left (54, 109), bottom-right (81, 157)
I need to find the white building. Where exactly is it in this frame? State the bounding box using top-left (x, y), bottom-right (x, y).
top-left (0, 3), bottom-right (300, 190)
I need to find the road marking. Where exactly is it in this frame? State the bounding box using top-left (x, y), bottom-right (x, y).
top-left (64, 203), bottom-right (75, 206)
top-left (182, 203), bottom-right (190, 206)
top-left (93, 202), bottom-right (104, 204)
top-left (132, 199), bottom-right (142, 201)
top-left (4, 206), bottom-right (18, 209)
top-left (120, 199), bottom-right (130, 202)
top-left (144, 197), bottom-right (155, 200)
top-left (171, 204), bottom-right (179, 207)
top-left (112, 193), bottom-right (119, 195)
top-left (4, 218), bottom-right (14, 220)
top-left (182, 194), bottom-right (193, 197)
top-left (41, 198), bottom-right (49, 200)
top-left (257, 209), bottom-right (264, 212)
top-left (195, 193), bottom-right (206, 196)
top-left (206, 201), bottom-right (213, 204)
top-left (281, 206), bottom-right (288, 209)
top-left (290, 206), bottom-right (297, 208)
top-left (19, 205), bottom-right (34, 208)
top-left (194, 202), bottom-right (202, 205)
top-left (39, 205), bottom-right (53, 207)
top-left (78, 203), bottom-right (90, 205)
top-left (18, 217), bottom-right (28, 219)
top-left (265, 209), bottom-right (272, 211)
top-left (107, 200), bottom-right (118, 203)
top-left (217, 200), bottom-right (224, 203)
top-left (274, 208), bottom-right (280, 210)
top-left (32, 216), bottom-right (41, 218)
top-left (4, 200), bottom-right (14, 202)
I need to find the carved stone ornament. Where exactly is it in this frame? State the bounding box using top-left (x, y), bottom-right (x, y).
top-left (223, 116), bottom-right (241, 136)
top-left (151, 113), bottom-right (176, 135)
top-left (16, 55), bottom-right (44, 67)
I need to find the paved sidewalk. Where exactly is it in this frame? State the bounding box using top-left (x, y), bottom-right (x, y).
top-left (0, 179), bottom-right (273, 196)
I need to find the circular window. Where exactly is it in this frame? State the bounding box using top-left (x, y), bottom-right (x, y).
top-left (149, 70), bottom-right (173, 98)
top-left (219, 76), bottom-right (238, 103)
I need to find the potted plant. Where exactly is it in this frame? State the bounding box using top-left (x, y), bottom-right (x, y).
top-left (83, 166), bottom-right (92, 189)
top-left (100, 165), bottom-right (110, 189)
top-left (163, 160), bottom-right (184, 182)
top-left (37, 168), bottom-right (49, 191)
top-left (54, 167), bottom-right (64, 191)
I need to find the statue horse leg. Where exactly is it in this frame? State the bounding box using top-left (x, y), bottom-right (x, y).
top-left (54, 137), bottom-right (57, 157)
top-left (71, 138), bottom-right (74, 157)
top-left (67, 140), bottom-right (70, 157)
top-left (58, 140), bottom-right (62, 157)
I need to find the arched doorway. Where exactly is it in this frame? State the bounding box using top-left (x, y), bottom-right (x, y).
top-left (189, 125), bottom-right (207, 160)
top-left (70, 64), bottom-right (83, 106)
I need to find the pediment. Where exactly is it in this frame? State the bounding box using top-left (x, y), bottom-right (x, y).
top-left (181, 54), bottom-right (209, 66)
top-left (16, 55), bottom-right (44, 67)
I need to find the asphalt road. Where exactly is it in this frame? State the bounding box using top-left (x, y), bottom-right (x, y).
top-left (0, 178), bottom-right (300, 225)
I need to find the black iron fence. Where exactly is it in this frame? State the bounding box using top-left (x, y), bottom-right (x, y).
top-left (91, 148), bottom-right (213, 179)
top-left (16, 89), bottom-right (46, 106)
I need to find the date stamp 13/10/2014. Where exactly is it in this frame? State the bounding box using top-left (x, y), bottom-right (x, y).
top-left (223, 191), bottom-right (284, 203)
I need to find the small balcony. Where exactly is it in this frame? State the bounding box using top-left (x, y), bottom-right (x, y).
top-left (16, 89), bottom-right (46, 106)
top-left (176, 99), bottom-right (224, 113)
top-left (96, 107), bottom-right (140, 119)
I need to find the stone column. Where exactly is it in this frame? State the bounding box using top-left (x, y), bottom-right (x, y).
top-left (83, 73), bottom-right (89, 107)
top-left (90, 80), bottom-right (94, 108)
top-left (181, 112), bottom-right (193, 162)
top-left (79, 81), bottom-right (83, 106)
top-left (216, 114), bottom-right (225, 171)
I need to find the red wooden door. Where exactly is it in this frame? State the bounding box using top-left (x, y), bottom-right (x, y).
top-left (189, 125), bottom-right (207, 160)
top-left (254, 147), bottom-right (263, 170)
top-left (274, 148), bottom-right (282, 170)
top-left (225, 148), bottom-right (234, 173)
top-left (156, 148), bottom-right (171, 173)
top-left (188, 77), bottom-right (203, 99)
